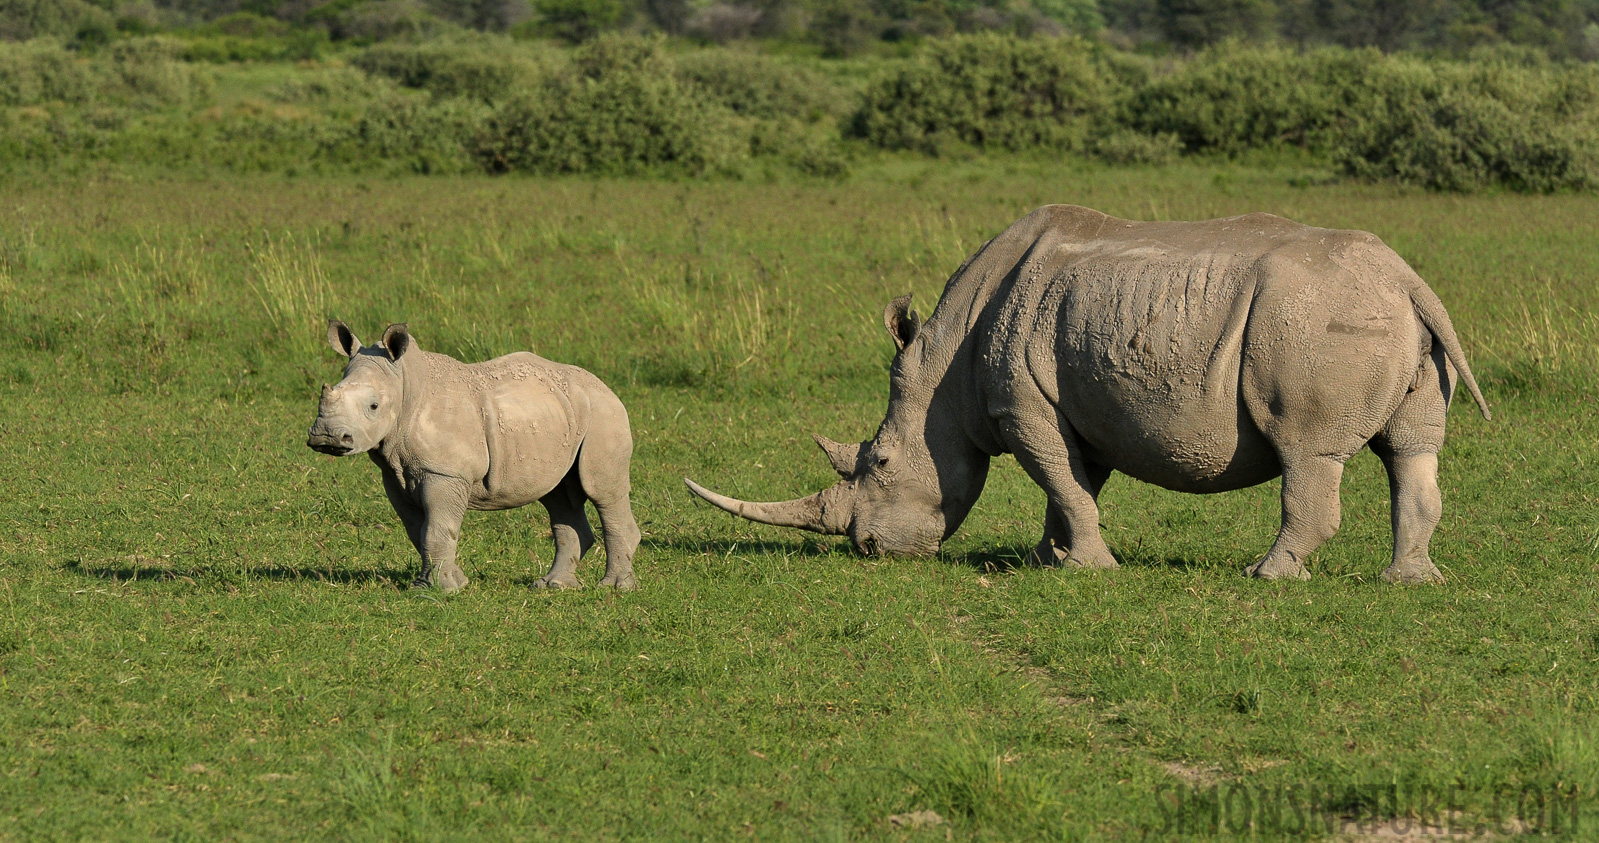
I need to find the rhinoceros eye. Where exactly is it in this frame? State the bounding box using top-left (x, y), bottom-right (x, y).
top-left (370, 402), bottom-right (379, 410)
top-left (877, 456), bottom-right (889, 467)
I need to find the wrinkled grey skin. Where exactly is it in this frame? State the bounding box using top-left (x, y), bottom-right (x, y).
top-left (307, 321), bottom-right (640, 592)
top-left (687, 205), bottom-right (1491, 583)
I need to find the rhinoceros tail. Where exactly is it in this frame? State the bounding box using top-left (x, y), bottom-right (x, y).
top-left (1407, 282), bottom-right (1491, 420)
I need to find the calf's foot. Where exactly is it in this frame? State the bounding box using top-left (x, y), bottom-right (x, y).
top-left (1380, 557), bottom-right (1444, 585)
top-left (428, 563), bottom-right (469, 593)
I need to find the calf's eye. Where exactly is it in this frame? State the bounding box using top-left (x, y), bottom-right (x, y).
top-left (370, 403), bottom-right (379, 410)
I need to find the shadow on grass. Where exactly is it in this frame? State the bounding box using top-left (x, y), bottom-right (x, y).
top-left (641, 536), bottom-right (845, 559)
top-left (65, 559), bottom-right (413, 586)
top-left (646, 535), bottom-right (1238, 574)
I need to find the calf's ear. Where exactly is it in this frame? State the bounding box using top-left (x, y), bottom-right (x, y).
top-left (883, 294), bottom-right (920, 352)
top-left (328, 320), bottom-right (362, 358)
top-left (381, 323), bottom-right (413, 361)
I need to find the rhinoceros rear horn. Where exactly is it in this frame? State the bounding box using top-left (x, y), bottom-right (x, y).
top-left (813, 434), bottom-right (868, 478)
top-left (328, 319), bottom-right (361, 358)
top-left (683, 478), bottom-right (853, 536)
top-left (884, 294), bottom-right (920, 352)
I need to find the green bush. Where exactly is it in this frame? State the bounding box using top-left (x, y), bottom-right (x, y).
top-left (105, 37), bottom-right (214, 108)
top-left (1125, 42), bottom-right (1599, 191)
top-left (1125, 44), bottom-right (1356, 154)
top-left (0, 40), bottom-right (93, 106)
top-left (349, 38), bottom-right (551, 104)
top-left (1331, 57), bottom-right (1599, 192)
top-left (673, 49), bottom-right (847, 121)
top-left (473, 35), bottom-right (746, 175)
top-left (851, 33), bottom-right (1120, 154)
top-left (331, 90), bottom-right (487, 175)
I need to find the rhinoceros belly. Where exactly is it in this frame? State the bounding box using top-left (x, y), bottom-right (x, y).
top-left (1033, 251), bottom-right (1281, 493)
top-left (471, 360), bottom-right (583, 510)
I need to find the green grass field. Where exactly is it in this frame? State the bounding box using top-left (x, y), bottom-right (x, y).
top-left (0, 161), bottom-right (1596, 840)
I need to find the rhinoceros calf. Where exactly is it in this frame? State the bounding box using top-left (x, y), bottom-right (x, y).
top-left (687, 205), bottom-right (1491, 583)
top-left (307, 321), bottom-right (640, 592)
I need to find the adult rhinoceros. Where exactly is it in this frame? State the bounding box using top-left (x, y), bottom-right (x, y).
top-left (686, 205), bottom-right (1490, 583)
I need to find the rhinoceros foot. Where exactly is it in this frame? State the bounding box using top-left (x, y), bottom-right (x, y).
top-left (1027, 540), bottom-right (1118, 570)
top-left (598, 571), bottom-right (639, 591)
top-left (1244, 555), bottom-right (1310, 581)
top-left (532, 572), bottom-right (583, 590)
top-left (1379, 559), bottom-right (1444, 585)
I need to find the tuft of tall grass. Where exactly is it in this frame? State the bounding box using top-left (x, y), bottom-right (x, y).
top-left (247, 231), bottom-right (331, 360)
top-left (897, 739), bottom-right (1060, 827)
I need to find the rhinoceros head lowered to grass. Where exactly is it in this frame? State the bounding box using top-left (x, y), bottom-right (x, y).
top-left (686, 294), bottom-right (991, 557)
top-left (306, 320), bottom-right (412, 457)
top-left (685, 205), bottom-right (1491, 583)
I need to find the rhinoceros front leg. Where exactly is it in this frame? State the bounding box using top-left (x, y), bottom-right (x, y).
top-left (413, 478), bottom-right (471, 593)
top-left (1245, 456), bottom-right (1344, 581)
top-left (533, 473), bottom-right (594, 590)
top-left (1001, 411), bottom-right (1118, 570)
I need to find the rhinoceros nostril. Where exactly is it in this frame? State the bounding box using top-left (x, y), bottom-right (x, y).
top-left (340, 434), bottom-right (354, 446)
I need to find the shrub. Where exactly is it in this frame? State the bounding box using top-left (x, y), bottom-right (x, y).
top-left (0, 40), bottom-right (94, 106)
top-left (851, 33), bottom-right (1120, 154)
top-left (1331, 57), bottom-right (1599, 192)
top-left (350, 38), bottom-right (549, 104)
top-left (1125, 44), bottom-right (1356, 154)
top-left (331, 90), bottom-right (486, 174)
top-left (473, 35), bottom-right (745, 175)
top-left (673, 49), bottom-right (846, 120)
top-left (106, 37), bottom-right (214, 108)
top-left (1124, 42), bottom-right (1599, 191)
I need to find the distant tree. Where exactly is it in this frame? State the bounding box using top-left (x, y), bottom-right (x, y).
top-left (1032, 0), bottom-right (1105, 32)
top-left (1280, 0), bottom-right (1458, 51)
top-left (533, 0), bottom-right (631, 41)
top-left (1155, 0), bottom-right (1277, 47)
top-left (811, 0), bottom-right (886, 54)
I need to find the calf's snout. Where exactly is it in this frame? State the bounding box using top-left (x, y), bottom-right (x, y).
top-left (306, 420), bottom-right (355, 456)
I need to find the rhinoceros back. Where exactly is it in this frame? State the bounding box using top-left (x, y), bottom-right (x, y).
top-left (976, 209), bottom-right (1418, 493)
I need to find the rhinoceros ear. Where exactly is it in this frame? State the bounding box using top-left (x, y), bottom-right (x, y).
top-left (883, 294), bottom-right (920, 352)
top-left (381, 323), bottom-right (413, 361)
top-left (328, 319), bottom-right (361, 358)
top-left (813, 434), bottom-right (869, 478)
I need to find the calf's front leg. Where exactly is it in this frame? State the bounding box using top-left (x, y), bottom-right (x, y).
top-left (404, 477), bottom-right (472, 593)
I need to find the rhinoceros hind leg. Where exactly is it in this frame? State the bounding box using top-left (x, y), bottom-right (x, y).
top-left (534, 471), bottom-right (593, 590)
top-left (1245, 456), bottom-right (1345, 581)
top-left (1369, 345), bottom-right (1450, 585)
top-left (1373, 450), bottom-right (1444, 585)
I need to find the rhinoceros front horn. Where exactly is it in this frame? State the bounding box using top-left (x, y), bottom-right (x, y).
top-left (683, 478), bottom-right (853, 536)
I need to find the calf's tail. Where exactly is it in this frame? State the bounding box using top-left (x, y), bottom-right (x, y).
top-left (1407, 281), bottom-right (1491, 420)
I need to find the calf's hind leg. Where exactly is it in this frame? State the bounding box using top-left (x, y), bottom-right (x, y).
top-left (575, 434), bottom-right (642, 591)
top-left (533, 468), bottom-right (595, 590)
